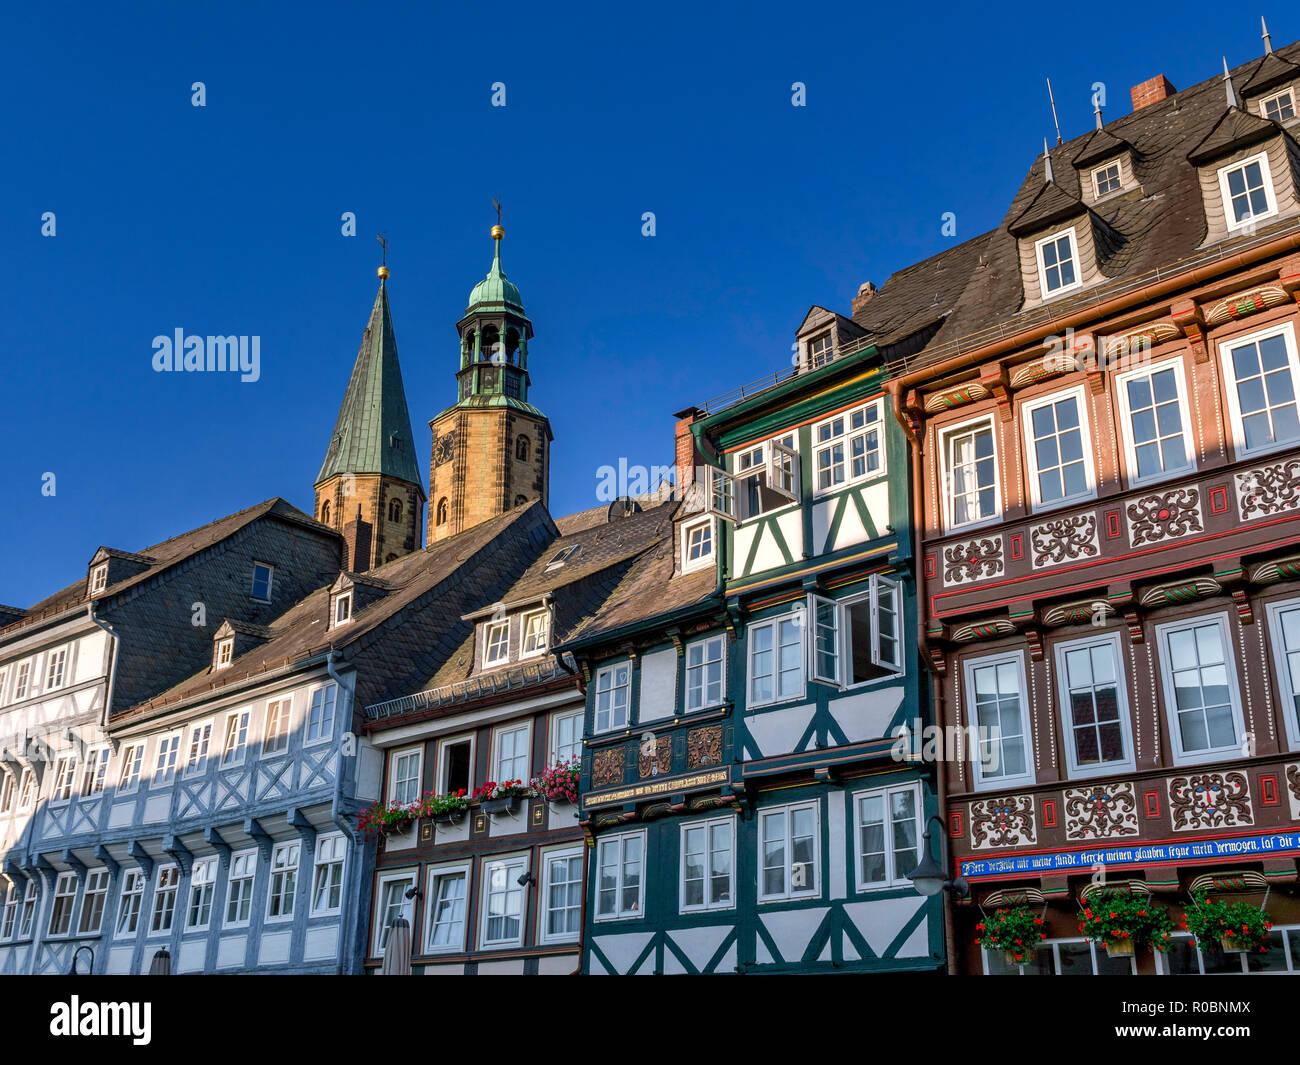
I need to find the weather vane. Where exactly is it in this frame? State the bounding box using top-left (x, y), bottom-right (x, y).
top-left (492, 197), bottom-right (503, 226)
top-left (377, 231), bottom-right (389, 266)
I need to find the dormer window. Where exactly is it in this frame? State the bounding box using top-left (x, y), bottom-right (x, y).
top-left (89, 563), bottom-right (108, 596)
top-left (545, 545), bottom-right (580, 572)
top-left (214, 638), bottom-right (234, 670)
top-left (250, 562), bottom-right (273, 602)
top-left (333, 592), bottom-right (353, 626)
top-left (808, 333), bottom-right (833, 369)
top-left (483, 619), bottom-right (510, 667)
top-left (521, 609), bottom-right (549, 658)
top-left (1262, 88), bottom-right (1296, 124)
top-left (1092, 162), bottom-right (1122, 198)
top-left (1218, 153), bottom-right (1277, 230)
top-left (681, 518), bottom-right (715, 573)
top-left (1035, 228), bottom-right (1080, 296)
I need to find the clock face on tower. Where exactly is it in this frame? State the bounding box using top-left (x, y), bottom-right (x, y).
top-left (433, 430), bottom-right (457, 467)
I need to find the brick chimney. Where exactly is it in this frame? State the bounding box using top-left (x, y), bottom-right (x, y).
top-left (343, 505), bottom-right (373, 573)
top-left (673, 407), bottom-right (707, 495)
top-left (851, 281), bottom-right (878, 318)
top-left (1131, 74), bottom-right (1176, 111)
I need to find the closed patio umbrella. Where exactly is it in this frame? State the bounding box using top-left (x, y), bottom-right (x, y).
top-left (147, 948), bottom-right (172, 975)
top-left (379, 916), bottom-right (412, 975)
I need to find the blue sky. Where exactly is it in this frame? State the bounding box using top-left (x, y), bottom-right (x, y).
top-left (0, 1), bottom-right (1289, 606)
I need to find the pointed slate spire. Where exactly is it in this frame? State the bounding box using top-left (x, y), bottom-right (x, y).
top-left (1262, 15), bottom-right (1273, 54)
top-left (315, 272), bottom-right (424, 488)
top-left (1224, 56), bottom-right (1240, 109)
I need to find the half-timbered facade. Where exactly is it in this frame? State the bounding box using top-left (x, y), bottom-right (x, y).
top-left (889, 41), bottom-right (1300, 975)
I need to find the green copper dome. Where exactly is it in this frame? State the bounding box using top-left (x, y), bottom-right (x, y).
top-left (466, 234), bottom-right (526, 314)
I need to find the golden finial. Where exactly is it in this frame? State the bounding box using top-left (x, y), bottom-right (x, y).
top-left (491, 197), bottom-right (504, 241)
top-left (377, 232), bottom-right (390, 280)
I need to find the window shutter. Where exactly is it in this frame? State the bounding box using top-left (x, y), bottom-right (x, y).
top-left (767, 440), bottom-right (799, 502)
top-left (870, 574), bottom-right (902, 673)
top-left (807, 593), bottom-right (841, 687)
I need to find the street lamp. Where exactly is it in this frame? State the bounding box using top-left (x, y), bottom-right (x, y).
top-left (69, 945), bottom-right (95, 975)
top-left (908, 813), bottom-right (970, 900)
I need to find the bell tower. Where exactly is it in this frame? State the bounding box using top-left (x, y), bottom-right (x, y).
top-left (427, 223), bottom-right (552, 543)
top-left (315, 261), bottom-right (426, 570)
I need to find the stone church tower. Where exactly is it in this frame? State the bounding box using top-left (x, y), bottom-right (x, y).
top-left (314, 266), bottom-right (426, 571)
top-left (427, 225), bottom-right (552, 543)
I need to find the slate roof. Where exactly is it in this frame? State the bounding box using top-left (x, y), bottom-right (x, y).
top-left (1072, 127), bottom-right (1131, 169)
top-left (121, 502), bottom-right (558, 722)
top-left (316, 279), bottom-right (425, 490)
top-left (3, 498), bottom-right (328, 639)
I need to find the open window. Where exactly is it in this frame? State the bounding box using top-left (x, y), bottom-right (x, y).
top-left (735, 435), bottom-right (797, 520)
top-left (693, 464), bottom-right (736, 523)
top-left (766, 439), bottom-right (799, 502)
top-left (804, 575), bottom-right (902, 689)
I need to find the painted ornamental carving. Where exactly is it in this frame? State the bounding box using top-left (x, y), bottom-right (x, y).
top-left (1236, 459), bottom-right (1300, 522)
top-left (924, 382), bottom-right (990, 413)
top-left (1287, 763), bottom-right (1300, 821)
top-left (591, 748), bottom-right (624, 788)
top-left (1168, 771), bottom-right (1253, 832)
top-left (686, 725), bottom-right (722, 769)
top-left (969, 795), bottom-right (1037, 850)
top-left (1203, 285), bottom-right (1289, 326)
top-left (943, 536), bottom-right (1004, 586)
top-left (1125, 488), bottom-right (1203, 547)
top-left (638, 736), bottom-right (672, 778)
top-left (1063, 782), bottom-right (1139, 840)
top-left (1030, 513), bottom-right (1099, 569)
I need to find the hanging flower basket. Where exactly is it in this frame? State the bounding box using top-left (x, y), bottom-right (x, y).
top-left (1183, 889), bottom-right (1274, 956)
top-left (532, 759), bottom-right (581, 806)
top-left (356, 798), bottom-right (418, 840)
top-left (418, 790), bottom-right (470, 825)
top-left (1076, 892), bottom-right (1175, 956)
top-left (974, 905), bottom-right (1046, 968)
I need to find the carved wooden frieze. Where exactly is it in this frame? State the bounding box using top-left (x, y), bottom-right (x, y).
top-left (924, 382), bottom-right (991, 413)
top-left (950, 618), bottom-right (1017, 643)
top-left (1204, 285), bottom-right (1289, 326)
top-left (1236, 459), bottom-right (1300, 522)
top-left (1010, 353), bottom-right (1080, 390)
top-left (1168, 771), bottom-right (1253, 832)
top-left (1250, 554), bottom-right (1300, 584)
top-left (686, 725), bottom-right (722, 769)
top-left (1041, 599), bottom-right (1111, 627)
top-left (1030, 513), bottom-right (1099, 569)
top-left (1063, 782), bottom-right (1139, 841)
top-left (943, 536), bottom-right (1005, 586)
top-left (969, 795), bottom-right (1037, 850)
top-left (638, 736), bottom-right (672, 779)
top-left (1125, 487), bottom-right (1204, 547)
top-left (591, 748), bottom-right (624, 788)
top-left (1104, 320), bottom-right (1180, 355)
top-left (1138, 577), bottom-right (1221, 608)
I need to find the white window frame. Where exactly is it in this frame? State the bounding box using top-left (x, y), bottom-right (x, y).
top-left (940, 414), bottom-right (1001, 532)
top-left (16, 768), bottom-right (35, 810)
top-left (1217, 151), bottom-right (1278, 232)
top-left (679, 815), bottom-right (736, 914)
top-left (1153, 926), bottom-right (1300, 975)
top-left (266, 841), bottom-right (300, 922)
top-left (965, 651), bottom-right (1035, 790)
top-left (115, 870), bottom-right (145, 939)
top-left (183, 720), bottom-right (213, 777)
top-left (372, 869), bottom-right (416, 957)
top-left (45, 648), bottom-right (67, 691)
top-left (492, 721), bottom-right (531, 785)
top-left (1114, 356), bottom-right (1197, 487)
top-left (220, 708), bottom-right (251, 768)
top-left (983, 936), bottom-right (1138, 975)
top-left (47, 871), bottom-right (77, 937)
top-left (680, 517), bottom-right (716, 574)
top-left (1155, 613), bottom-right (1247, 766)
top-left (0, 771), bottom-right (13, 813)
top-left (482, 618), bottom-right (510, 667)
top-left (1054, 632), bottom-right (1136, 778)
top-left (333, 592), bottom-right (353, 627)
top-left (549, 708), bottom-right (583, 764)
top-left (520, 608), bottom-right (549, 659)
top-left (593, 661), bottom-right (632, 733)
top-left (1021, 385), bottom-right (1096, 511)
top-left (806, 574), bottom-right (903, 690)
top-left (150, 864), bottom-right (180, 936)
top-left (1034, 226), bottom-right (1082, 297)
top-left (49, 756), bottom-right (77, 806)
top-left (186, 857), bottom-right (217, 930)
top-left (854, 781), bottom-right (923, 891)
top-left (263, 695), bottom-right (292, 756)
top-left (423, 860), bottom-right (471, 953)
top-left (1260, 88), bottom-right (1297, 124)
top-left (1, 882), bottom-right (17, 940)
top-left (1220, 321), bottom-right (1300, 460)
top-left (732, 433), bottom-right (799, 524)
top-left (214, 638), bottom-right (234, 670)
top-left (152, 730), bottom-right (182, 787)
top-left (224, 849), bottom-right (257, 928)
top-left (685, 634), bottom-right (727, 711)
top-left (812, 398), bottom-right (887, 497)
top-left (18, 881), bottom-right (37, 939)
top-left (758, 801), bottom-right (820, 902)
top-left (699, 465), bottom-right (737, 524)
top-left (81, 747), bottom-right (110, 797)
top-left (435, 733), bottom-right (475, 795)
top-left (305, 683), bottom-right (338, 746)
top-left (1092, 161), bottom-right (1122, 199)
top-left (89, 563), bottom-right (108, 595)
top-left (538, 845), bottom-right (584, 945)
top-left (13, 660), bottom-right (30, 702)
top-left (388, 746), bottom-right (423, 806)
top-left (1266, 596), bottom-right (1300, 751)
top-left (117, 743), bottom-right (145, 794)
top-left (478, 853), bottom-right (528, 949)
top-left (250, 561), bottom-right (274, 602)
top-left (747, 612), bottom-right (805, 708)
top-left (593, 829), bottom-right (646, 922)
top-left (310, 833), bottom-right (347, 917)
top-left (78, 868), bottom-right (109, 935)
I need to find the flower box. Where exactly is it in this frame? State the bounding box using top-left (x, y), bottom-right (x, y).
top-left (433, 806), bottom-right (468, 826)
top-left (1220, 933), bottom-right (1249, 954)
top-left (482, 795), bottom-right (520, 815)
top-left (1104, 938), bottom-right (1135, 958)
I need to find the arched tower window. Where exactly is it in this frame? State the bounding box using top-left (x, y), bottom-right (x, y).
top-left (505, 328), bottom-right (520, 365)
top-left (436, 498), bottom-right (449, 525)
top-left (321, 499), bottom-right (331, 525)
top-left (388, 498), bottom-right (403, 522)
top-left (481, 326), bottom-right (500, 364)
top-left (516, 435), bottom-right (531, 462)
